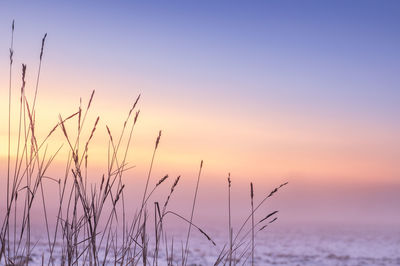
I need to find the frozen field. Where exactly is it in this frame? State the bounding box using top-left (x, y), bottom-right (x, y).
top-left (15, 223), bottom-right (400, 265)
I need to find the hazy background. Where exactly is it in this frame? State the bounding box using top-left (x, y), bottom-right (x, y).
top-left (0, 1), bottom-right (399, 230)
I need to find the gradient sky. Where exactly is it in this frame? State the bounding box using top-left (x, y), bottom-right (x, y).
top-left (0, 1), bottom-right (399, 226)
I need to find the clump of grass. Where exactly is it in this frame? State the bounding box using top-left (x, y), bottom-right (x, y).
top-left (0, 22), bottom-right (288, 266)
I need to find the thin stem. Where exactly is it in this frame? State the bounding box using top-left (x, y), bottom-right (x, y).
top-left (228, 173), bottom-right (232, 266)
top-left (4, 19), bottom-right (14, 263)
top-left (133, 130), bottom-right (161, 259)
top-left (250, 182), bottom-right (254, 266)
top-left (183, 160), bottom-right (203, 266)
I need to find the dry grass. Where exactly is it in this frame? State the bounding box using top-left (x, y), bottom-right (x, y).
top-left (0, 22), bottom-right (288, 265)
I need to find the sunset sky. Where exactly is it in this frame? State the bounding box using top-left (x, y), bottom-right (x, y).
top-left (0, 1), bottom-right (399, 227)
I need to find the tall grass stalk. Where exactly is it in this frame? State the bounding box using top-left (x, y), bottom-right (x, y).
top-left (3, 19), bottom-right (14, 263)
top-left (228, 173), bottom-right (232, 266)
top-left (183, 160), bottom-right (203, 266)
top-left (250, 182), bottom-right (254, 266)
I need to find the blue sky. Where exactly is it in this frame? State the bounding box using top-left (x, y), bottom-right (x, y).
top-left (2, 1), bottom-right (399, 115)
top-left (0, 1), bottom-right (399, 225)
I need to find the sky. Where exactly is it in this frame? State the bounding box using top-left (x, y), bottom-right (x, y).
top-left (0, 1), bottom-right (399, 227)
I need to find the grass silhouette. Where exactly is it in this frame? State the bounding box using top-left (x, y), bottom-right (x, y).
top-left (0, 21), bottom-right (287, 265)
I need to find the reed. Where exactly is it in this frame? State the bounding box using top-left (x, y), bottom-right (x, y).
top-left (183, 160), bottom-right (203, 266)
top-left (250, 182), bottom-right (254, 266)
top-left (228, 173), bottom-right (232, 266)
top-left (1, 22), bottom-right (288, 266)
top-left (2, 19), bottom-right (14, 263)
